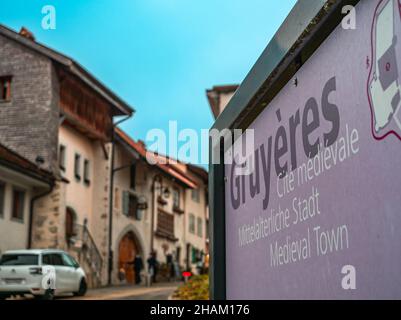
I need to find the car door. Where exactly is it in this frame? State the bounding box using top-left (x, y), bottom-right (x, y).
top-left (61, 253), bottom-right (80, 292)
top-left (42, 253), bottom-right (69, 293)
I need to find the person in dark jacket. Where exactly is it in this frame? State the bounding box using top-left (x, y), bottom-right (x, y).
top-left (147, 252), bottom-right (158, 284)
top-left (133, 254), bottom-right (144, 284)
top-left (166, 253), bottom-right (175, 281)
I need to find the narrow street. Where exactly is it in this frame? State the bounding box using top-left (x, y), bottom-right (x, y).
top-left (67, 282), bottom-right (181, 300)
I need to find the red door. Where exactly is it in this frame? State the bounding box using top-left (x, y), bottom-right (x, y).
top-left (118, 233), bottom-right (137, 284)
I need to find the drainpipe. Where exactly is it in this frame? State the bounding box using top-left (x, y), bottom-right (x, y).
top-left (28, 181), bottom-right (55, 249)
top-left (183, 186), bottom-right (187, 270)
top-left (108, 115), bottom-right (131, 286)
top-left (150, 174), bottom-right (162, 254)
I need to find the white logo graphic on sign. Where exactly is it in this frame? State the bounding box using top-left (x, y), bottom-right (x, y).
top-left (368, 0), bottom-right (401, 140)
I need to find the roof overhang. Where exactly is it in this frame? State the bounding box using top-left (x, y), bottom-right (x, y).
top-left (0, 163), bottom-right (52, 189)
top-left (115, 128), bottom-right (197, 189)
top-left (0, 24), bottom-right (135, 117)
top-left (115, 133), bottom-right (141, 161)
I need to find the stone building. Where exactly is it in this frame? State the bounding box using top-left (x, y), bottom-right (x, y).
top-left (0, 25), bottom-right (133, 287)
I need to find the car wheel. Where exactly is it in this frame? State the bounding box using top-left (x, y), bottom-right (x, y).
top-left (74, 278), bottom-right (87, 297)
top-left (37, 289), bottom-right (55, 300)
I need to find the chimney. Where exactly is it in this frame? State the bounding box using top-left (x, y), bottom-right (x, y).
top-left (137, 140), bottom-right (146, 149)
top-left (19, 27), bottom-right (35, 41)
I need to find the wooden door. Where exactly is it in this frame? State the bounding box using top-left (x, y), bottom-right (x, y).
top-left (118, 233), bottom-right (136, 284)
top-left (65, 208), bottom-right (75, 241)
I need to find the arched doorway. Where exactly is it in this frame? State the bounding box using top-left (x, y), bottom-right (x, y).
top-left (118, 231), bottom-right (140, 284)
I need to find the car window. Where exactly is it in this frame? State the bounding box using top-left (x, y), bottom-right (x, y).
top-left (0, 254), bottom-right (39, 266)
top-left (62, 254), bottom-right (76, 268)
top-left (42, 253), bottom-right (64, 266)
top-left (42, 254), bottom-right (52, 265)
top-left (51, 254), bottom-right (64, 266)
top-left (69, 255), bottom-right (79, 268)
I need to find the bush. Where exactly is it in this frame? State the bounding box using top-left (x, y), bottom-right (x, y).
top-left (173, 275), bottom-right (209, 300)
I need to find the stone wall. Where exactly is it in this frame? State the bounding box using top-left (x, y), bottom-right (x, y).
top-left (0, 34), bottom-right (59, 173)
top-left (90, 141), bottom-right (112, 285)
top-left (32, 181), bottom-right (67, 250)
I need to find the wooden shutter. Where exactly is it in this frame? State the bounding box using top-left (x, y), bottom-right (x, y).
top-left (122, 191), bottom-right (130, 216)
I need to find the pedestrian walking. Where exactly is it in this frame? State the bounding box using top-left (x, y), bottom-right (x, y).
top-left (133, 254), bottom-right (143, 284)
top-left (147, 252), bottom-right (159, 284)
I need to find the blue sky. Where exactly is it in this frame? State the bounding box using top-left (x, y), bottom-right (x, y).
top-left (1, 0), bottom-right (296, 162)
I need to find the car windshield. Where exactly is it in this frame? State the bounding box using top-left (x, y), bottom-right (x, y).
top-left (0, 254), bottom-right (39, 266)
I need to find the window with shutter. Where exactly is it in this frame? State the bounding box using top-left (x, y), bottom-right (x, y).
top-left (83, 159), bottom-right (90, 185)
top-left (0, 76), bottom-right (11, 102)
top-left (156, 210), bottom-right (175, 239)
top-left (189, 214), bottom-right (195, 234)
top-left (74, 153), bottom-right (81, 180)
top-left (128, 194), bottom-right (138, 218)
top-left (197, 217), bottom-right (203, 237)
top-left (11, 188), bottom-right (25, 221)
top-left (65, 208), bottom-right (77, 242)
top-left (122, 191), bottom-right (130, 216)
top-left (122, 191), bottom-right (140, 219)
top-left (59, 145), bottom-right (66, 171)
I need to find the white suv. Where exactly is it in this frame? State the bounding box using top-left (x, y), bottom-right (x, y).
top-left (0, 249), bottom-right (87, 300)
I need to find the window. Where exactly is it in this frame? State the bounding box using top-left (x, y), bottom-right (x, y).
top-left (130, 163), bottom-right (136, 190)
top-left (83, 159), bottom-right (90, 185)
top-left (42, 254), bottom-right (64, 266)
top-left (65, 208), bottom-right (76, 242)
top-left (62, 254), bottom-right (78, 268)
top-left (69, 255), bottom-right (79, 268)
top-left (52, 254), bottom-right (64, 266)
top-left (11, 188), bottom-right (25, 221)
top-left (114, 187), bottom-right (120, 209)
top-left (189, 214), bottom-right (195, 234)
top-left (0, 181), bottom-right (5, 218)
top-left (74, 153), bottom-right (81, 180)
top-left (59, 144), bottom-right (66, 171)
top-left (197, 217), bottom-right (203, 237)
top-left (42, 254), bottom-right (52, 265)
top-left (0, 76), bottom-right (11, 102)
top-left (128, 194), bottom-right (138, 219)
top-left (191, 189), bottom-right (200, 203)
top-left (191, 247), bottom-right (201, 263)
top-left (157, 209), bottom-right (175, 238)
top-left (122, 191), bottom-right (139, 219)
top-left (173, 188), bottom-right (180, 208)
top-left (0, 254), bottom-right (38, 266)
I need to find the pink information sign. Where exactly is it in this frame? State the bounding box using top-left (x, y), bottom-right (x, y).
top-left (225, 0), bottom-right (401, 299)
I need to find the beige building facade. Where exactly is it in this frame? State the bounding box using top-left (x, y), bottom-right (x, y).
top-left (112, 129), bottom-right (209, 283)
top-left (0, 144), bottom-right (53, 255)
